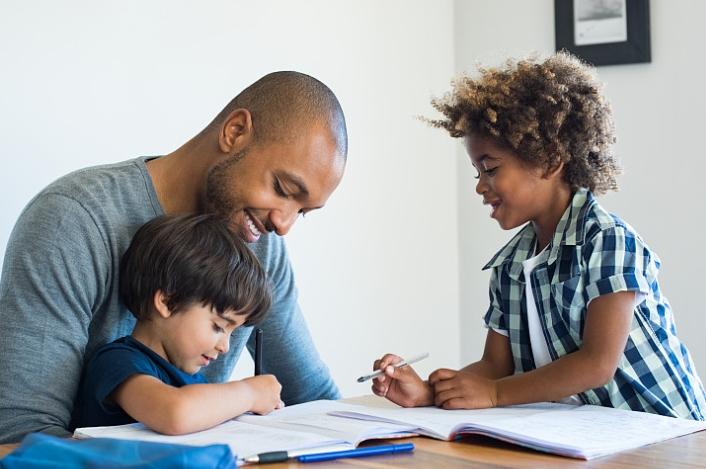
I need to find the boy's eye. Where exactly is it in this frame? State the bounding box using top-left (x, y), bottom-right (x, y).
top-left (212, 323), bottom-right (225, 334)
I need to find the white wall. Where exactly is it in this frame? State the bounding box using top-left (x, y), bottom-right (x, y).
top-left (454, 0), bottom-right (706, 377)
top-left (0, 1), bottom-right (459, 397)
top-left (3, 0), bottom-right (703, 400)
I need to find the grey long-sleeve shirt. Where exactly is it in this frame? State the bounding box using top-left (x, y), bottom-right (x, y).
top-left (0, 157), bottom-right (339, 443)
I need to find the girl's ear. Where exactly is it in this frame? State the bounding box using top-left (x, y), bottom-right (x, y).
top-left (544, 159), bottom-right (565, 180)
top-left (153, 290), bottom-right (173, 319)
top-left (542, 144), bottom-right (565, 180)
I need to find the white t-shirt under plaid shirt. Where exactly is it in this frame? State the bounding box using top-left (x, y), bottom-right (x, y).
top-left (482, 188), bottom-right (706, 419)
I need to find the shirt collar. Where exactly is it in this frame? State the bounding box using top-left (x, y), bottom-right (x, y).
top-left (482, 188), bottom-right (596, 278)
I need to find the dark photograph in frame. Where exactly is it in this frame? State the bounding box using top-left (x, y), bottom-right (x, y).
top-left (555, 0), bottom-right (651, 66)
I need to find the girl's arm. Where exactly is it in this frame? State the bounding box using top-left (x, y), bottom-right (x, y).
top-left (460, 329), bottom-right (514, 379)
top-left (431, 290), bottom-right (635, 409)
top-left (111, 374), bottom-right (282, 435)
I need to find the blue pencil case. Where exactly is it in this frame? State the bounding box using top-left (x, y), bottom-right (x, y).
top-left (0, 432), bottom-right (236, 468)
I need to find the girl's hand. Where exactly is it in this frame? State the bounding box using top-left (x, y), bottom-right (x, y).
top-left (429, 368), bottom-right (498, 409)
top-left (371, 353), bottom-right (433, 407)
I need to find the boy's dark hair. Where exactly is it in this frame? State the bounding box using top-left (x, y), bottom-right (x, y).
top-left (426, 52), bottom-right (621, 195)
top-left (119, 214), bottom-right (271, 325)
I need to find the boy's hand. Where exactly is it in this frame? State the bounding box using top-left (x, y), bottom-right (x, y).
top-left (242, 374), bottom-right (283, 415)
top-left (428, 368), bottom-right (498, 409)
top-left (371, 353), bottom-right (433, 407)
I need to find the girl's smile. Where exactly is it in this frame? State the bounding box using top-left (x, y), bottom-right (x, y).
top-left (465, 133), bottom-right (572, 250)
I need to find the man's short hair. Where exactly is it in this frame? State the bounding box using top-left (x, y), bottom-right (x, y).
top-left (211, 71), bottom-right (348, 158)
top-left (119, 214), bottom-right (271, 325)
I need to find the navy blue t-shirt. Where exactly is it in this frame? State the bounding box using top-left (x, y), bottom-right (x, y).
top-left (75, 335), bottom-right (207, 428)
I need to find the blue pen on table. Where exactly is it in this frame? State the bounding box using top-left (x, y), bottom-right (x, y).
top-left (356, 352), bottom-right (429, 383)
top-left (298, 443), bottom-right (415, 463)
top-left (242, 443), bottom-right (414, 464)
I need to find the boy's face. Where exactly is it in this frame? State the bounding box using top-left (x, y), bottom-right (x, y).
top-left (465, 134), bottom-right (562, 231)
top-left (159, 303), bottom-right (247, 375)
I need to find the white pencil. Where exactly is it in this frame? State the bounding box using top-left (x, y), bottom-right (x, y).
top-left (356, 352), bottom-right (430, 383)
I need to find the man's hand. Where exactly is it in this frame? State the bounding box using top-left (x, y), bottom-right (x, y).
top-left (371, 353), bottom-right (433, 407)
top-left (429, 368), bottom-right (498, 410)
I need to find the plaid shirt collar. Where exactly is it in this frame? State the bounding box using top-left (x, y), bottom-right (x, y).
top-left (482, 188), bottom-right (596, 280)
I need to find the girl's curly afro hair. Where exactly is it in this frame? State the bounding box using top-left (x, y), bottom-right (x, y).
top-left (427, 52), bottom-right (620, 194)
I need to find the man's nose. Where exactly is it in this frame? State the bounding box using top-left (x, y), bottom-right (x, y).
top-left (269, 209), bottom-right (300, 236)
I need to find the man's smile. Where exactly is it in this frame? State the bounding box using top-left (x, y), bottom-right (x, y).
top-left (242, 210), bottom-right (264, 242)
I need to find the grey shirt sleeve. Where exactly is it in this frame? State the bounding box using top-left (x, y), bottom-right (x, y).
top-left (247, 237), bottom-right (340, 404)
top-left (194, 233), bottom-right (340, 403)
top-left (0, 194), bottom-right (110, 443)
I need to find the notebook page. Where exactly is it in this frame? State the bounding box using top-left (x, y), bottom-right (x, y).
top-left (464, 404), bottom-right (706, 459)
top-left (330, 402), bottom-right (569, 439)
top-left (237, 400), bottom-right (417, 446)
top-left (328, 401), bottom-right (706, 459)
top-left (74, 400), bottom-right (416, 458)
top-left (74, 419), bottom-right (345, 457)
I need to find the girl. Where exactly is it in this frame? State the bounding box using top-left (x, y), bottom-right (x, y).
top-left (373, 53), bottom-right (706, 419)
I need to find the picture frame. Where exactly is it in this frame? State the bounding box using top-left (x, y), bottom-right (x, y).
top-left (555, 0), bottom-right (651, 66)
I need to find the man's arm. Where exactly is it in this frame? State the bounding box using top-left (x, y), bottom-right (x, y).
top-left (0, 194), bottom-right (109, 442)
top-left (247, 236), bottom-right (340, 404)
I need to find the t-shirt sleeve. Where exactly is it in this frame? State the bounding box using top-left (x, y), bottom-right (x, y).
top-left (84, 345), bottom-right (160, 415)
top-left (582, 225), bottom-right (655, 305)
top-left (483, 268), bottom-right (508, 332)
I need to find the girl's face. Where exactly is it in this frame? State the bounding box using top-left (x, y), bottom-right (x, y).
top-left (464, 134), bottom-right (564, 231)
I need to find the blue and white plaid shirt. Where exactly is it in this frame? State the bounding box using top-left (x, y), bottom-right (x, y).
top-left (483, 188), bottom-right (706, 419)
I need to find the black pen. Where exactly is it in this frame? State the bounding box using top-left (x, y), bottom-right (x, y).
top-left (254, 328), bottom-right (263, 376)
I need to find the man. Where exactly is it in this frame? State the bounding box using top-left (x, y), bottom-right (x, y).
top-left (0, 71), bottom-right (347, 443)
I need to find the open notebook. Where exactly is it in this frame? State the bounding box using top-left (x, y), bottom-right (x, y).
top-left (74, 398), bottom-right (706, 461)
top-left (330, 400), bottom-right (706, 459)
top-left (74, 400), bottom-right (417, 462)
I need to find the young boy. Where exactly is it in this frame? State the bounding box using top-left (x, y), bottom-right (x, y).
top-left (372, 52), bottom-right (706, 420)
top-left (75, 214), bottom-right (282, 434)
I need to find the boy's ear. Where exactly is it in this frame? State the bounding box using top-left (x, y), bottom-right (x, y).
top-left (153, 290), bottom-right (173, 319)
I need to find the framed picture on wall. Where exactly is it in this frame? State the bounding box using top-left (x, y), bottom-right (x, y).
top-left (555, 0), bottom-right (651, 66)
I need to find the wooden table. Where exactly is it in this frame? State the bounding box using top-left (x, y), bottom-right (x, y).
top-left (3, 395), bottom-right (706, 467)
top-left (3, 432), bottom-right (706, 468)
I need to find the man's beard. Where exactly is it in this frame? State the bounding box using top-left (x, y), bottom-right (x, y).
top-left (203, 149), bottom-right (248, 222)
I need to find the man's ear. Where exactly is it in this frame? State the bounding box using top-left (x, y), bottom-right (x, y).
top-left (153, 290), bottom-right (173, 319)
top-left (218, 109), bottom-right (254, 154)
